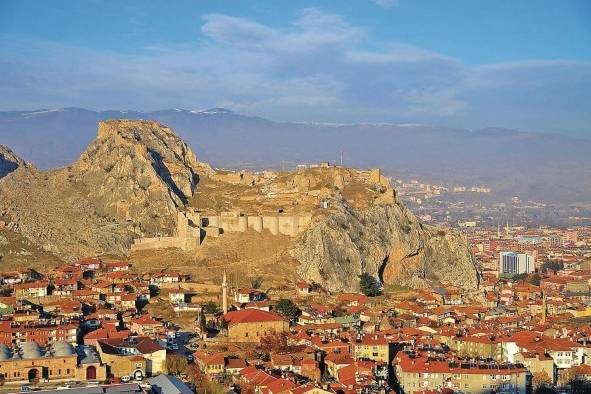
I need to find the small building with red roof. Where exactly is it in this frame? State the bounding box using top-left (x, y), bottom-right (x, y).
top-left (223, 309), bottom-right (288, 343)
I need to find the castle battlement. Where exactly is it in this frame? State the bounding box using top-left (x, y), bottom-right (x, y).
top-left (131, 209), bottom-right (311, 253)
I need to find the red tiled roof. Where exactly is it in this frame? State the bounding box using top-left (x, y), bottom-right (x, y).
top-left (99, 336), bottom-right (163, 354)
top-left (194, 351), bottom-right (225, 366)
top-left (14, 281), bottom-right (48, 290)
top-left (223, 309), bottom-right (284, 325)
top-left (131, 314), bottom-right (163, 326)
top-left (226, 358), bottom-right (247, 369)
top-left (85, 328), bottom-right (130, 340)
top-left (267, 379), bottom-right (296, 394)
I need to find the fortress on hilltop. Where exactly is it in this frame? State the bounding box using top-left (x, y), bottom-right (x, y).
top-left (131, 163), bottom-right (394, 253)
top-left (131, 209), bottom-right (312, 252)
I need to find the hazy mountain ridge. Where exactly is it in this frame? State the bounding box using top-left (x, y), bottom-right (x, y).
top-left (1, 108), bottom-right (590, 203)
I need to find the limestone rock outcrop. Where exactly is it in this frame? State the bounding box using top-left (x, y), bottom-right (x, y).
top-left (72, 120), bottom-right (210, 233)
top-left (0, 145), bottom-right (27, 178)
top-left (0, 120), bottom-right (209, 260)
top-left (290, 194), bottom-right (479, 291)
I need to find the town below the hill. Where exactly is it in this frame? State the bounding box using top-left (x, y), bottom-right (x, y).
top-left (0, 224), bottom-right (589, 394)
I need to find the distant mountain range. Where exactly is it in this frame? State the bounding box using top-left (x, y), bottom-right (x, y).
top-left (1, 108), bottom-right (590, 203)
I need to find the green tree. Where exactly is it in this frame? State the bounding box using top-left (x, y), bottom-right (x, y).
top-left (199, 311), bottom-right (207, 332)
top-left (541, 261), bottom-right (564, 274)
top-left (569, 378), bottom-right (591, 394)
top-left (530, 272), bottom-right (541, 286)
top-left (275, 299), bottom-right (300, 320)
top-left (533, 385), bottom-right (556, 394)
top-left (512, 273), bottom-right (528, 283)
top-left (203, 300), bottom-right (220, 314)
top-left (359, 273), bottom-right (382, 297)
top-left (218, 317), bottom-right (229, 333)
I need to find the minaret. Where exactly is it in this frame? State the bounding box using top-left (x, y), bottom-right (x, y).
top-left (541, 292), bottom-right (547, 324)
top-left (222, 271), bottom-right (228, 314)
top-left (505, 221), bottom-right (510, 237)
top-left (497, 222), bottom-right (501, 238)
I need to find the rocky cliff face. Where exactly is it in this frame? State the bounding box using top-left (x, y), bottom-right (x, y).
top-left (71, 120), bottom-right (210, 233)
top-left (0, 120), bottom-right (208, 260)
top-left (0, 145), bottom-right (27, 178)
top-left (291, 194), bottom-right (479, 291)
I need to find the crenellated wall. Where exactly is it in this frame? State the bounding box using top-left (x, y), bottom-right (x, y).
top-left (131, 209), bottom-right (312, 253)
top-left (201, 211), bottom-right (311, 237)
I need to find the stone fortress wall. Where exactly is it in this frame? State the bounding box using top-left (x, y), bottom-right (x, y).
top-left (194, 211), bottom-right (312, 237)
top-left (131, 165), bottom-right (390, 252)
top-left (131, 211), bottom-right (202, 252)
top-left (131, 210), bottom-right (311, 252)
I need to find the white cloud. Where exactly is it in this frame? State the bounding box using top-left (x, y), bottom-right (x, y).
top-left (0, 9), bottom-right (589, 135)
top-left (201, 8), bottom-right (363, 54)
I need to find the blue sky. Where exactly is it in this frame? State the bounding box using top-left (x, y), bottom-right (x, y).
top-left (0, 0), bottom-right (590, 137)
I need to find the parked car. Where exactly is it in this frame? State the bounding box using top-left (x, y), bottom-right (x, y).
top-left (121, 376), bottom-right (131, 383)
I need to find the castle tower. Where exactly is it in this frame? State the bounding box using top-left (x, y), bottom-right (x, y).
top-left (177, 211), bottom-right (188, 238)
top-left (222, 270), bottom-right (228, 314)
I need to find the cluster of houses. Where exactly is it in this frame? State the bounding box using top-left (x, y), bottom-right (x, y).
top-left (0, 258), bottom-right (187, 387)
top-left (0, 233), bottom-right (590, 394)
top-left (189, 276), bottom-right (591, 394)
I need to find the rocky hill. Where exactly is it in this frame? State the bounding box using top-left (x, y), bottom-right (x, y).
top-left (291, 193), bottom-right (478, 291)
top-left (0, 120), bottom-right (209, 260)
top-left (71, 120), bottom-right (211, 234)
top-left (0, 145), bottom-right (27, 178)
top-left (0, 119), bottom-right (479, 290)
